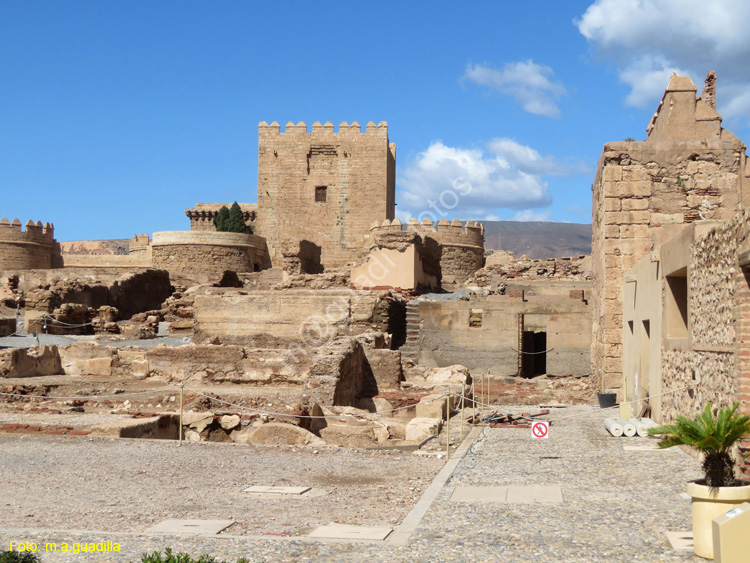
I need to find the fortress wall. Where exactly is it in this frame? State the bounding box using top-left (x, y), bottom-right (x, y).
top-left (369, 217), bottom-right (485, 284)
top-left (0, 219), bottom-right (58, 270)
top-left (151, 231), bottom-right (267, 276)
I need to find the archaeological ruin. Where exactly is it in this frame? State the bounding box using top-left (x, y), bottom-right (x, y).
top-left (3, 72), bottom-right (750, 480)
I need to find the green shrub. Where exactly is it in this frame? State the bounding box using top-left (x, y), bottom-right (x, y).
top-left (214, 202), bottom-right (250, 234)
top-left (140, 547), bottom-right (249, 563)
top-left (0, 551), bottom-right (42, 563)
top-left (648, 402), bottom-right (750, 487)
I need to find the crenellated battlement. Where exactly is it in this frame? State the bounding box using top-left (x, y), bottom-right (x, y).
top-left (0, 217), bottom-right (59, 270)
top-left (0, 218), bottom-right (56, 245)
top-left (129, 233), bottom-right (151, 254)
top-left (370, 217), bottom-right (484, 248)
top-left (258, 120), bottom-right (388, 137)
top-left (185, 203), bottom-right (257, 232)
top-left (368, 217), bottom-right (484, 285)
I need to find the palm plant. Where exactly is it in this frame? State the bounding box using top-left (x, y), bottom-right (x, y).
top-left (648, 402), bottom-right (750, 487)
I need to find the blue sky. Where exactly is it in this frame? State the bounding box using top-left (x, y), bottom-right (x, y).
top-left (2, 1), bottom-right (750, 241)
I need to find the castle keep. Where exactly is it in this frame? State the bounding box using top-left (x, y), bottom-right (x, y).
top-left (255, 121), bottom-right (396, 269)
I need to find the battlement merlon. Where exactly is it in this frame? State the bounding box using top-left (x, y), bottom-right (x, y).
top-left (0, 217), bottom-right (56, 244)
top-left (258, 120), bottom-right (389, 138)
top-left (369, 217), bottom-right (484, 248)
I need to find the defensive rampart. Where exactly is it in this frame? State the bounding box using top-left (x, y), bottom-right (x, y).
top-left (0, 218), bottom-right (60, 270)
top-left (151, 231), bottom-right (267, 276)
top-left (369, 218), bottom-right (484, 284)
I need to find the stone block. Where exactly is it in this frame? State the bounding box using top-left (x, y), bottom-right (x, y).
top-left (602, 166), bottom-right (622, 182)
top-left (621, 198), bottom-right (649, 211)
top-left (604, 198), bottom-right (621, 212)
top-left (405, 417), bottom-right (441, 442)
top-left (415, 393), bottom-right (452, 420)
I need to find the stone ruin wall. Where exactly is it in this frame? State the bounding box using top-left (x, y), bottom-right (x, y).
top-left (592, 141), bottom-right (749, 393)
top-left (150, 231), bottom-right (267, 277)
top-left (470, 253), bottom-right (591, 287)
top-left (593, 73), bottom-right (750, 394)
top-left (660, 209), bottom-right (750, 422)
top-left (368, 217), bottom-right (484, 284)
top-left (0, 218), bottom-right (60, 270)
top-left (256, 121), bottom-right (396, 270)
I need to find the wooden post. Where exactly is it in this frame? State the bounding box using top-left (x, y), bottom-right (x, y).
top-left (179, 384), bottom-right (184, 446)
top-left (461, 383), bottom-right (465, 439)
top-left (445, 396), bottom-right (450, 459)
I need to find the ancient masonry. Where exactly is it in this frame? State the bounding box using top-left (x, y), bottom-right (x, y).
top-left (150, 231), bottom-right (267, 276)
top-left (128, 234), bottom-right (151, 256)
top-left (0, 218), bottom-right (60, 270)
top-left (591, 72), bottom-right (750, 393)
top-left (255, 121), bottom-right (396, 269)
top-left (368, 218), bottom-right (484, 284)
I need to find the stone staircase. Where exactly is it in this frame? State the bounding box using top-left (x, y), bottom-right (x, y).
top-left (399, 301), bottom-right (421, 363)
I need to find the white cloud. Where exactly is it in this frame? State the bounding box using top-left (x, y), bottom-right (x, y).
top-left (463, 60), bottom-right (566, 118)
top-left (397, 139), bottom-right (586, 221)
top-left (576, 0), bottom-right (750, 123)
top-left (512, 210), bottom-right (552, 222)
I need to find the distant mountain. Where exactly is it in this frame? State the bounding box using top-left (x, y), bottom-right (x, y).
top-left (59, 239), bottom-right (130, 255)
top-left (481, 221), bottom-right (591, 258)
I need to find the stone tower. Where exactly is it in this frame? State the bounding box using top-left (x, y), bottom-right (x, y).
top-left (590, 72), bottom-right (750, 394)
top-left (256, 120), bottom-right (396, 270)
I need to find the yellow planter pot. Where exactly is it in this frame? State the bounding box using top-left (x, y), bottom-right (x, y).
top-left (686, 480), bottom-right (750, 559)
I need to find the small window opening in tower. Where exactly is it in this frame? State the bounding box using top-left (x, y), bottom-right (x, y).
top-left (315, 186), bottom-right (327, 202)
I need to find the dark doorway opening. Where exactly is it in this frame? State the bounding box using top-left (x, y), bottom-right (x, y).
top-left (521, 331), bottom-right (547, 378)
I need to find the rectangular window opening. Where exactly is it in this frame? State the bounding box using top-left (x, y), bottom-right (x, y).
top-left (315, 186), bottom-right (327, 202)
top-left (666, 269), bottom-right (688, 339)
top-left (469, 309), bottom-right (483, 328)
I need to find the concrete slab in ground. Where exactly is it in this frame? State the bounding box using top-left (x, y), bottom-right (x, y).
top-left (146, 520), bottom-right (235, 535)
top-left (506, 485), bottom-right (563, 503)
top-left (451, 485), bottom-right (562, 504)
top-left (664, 531), bottom-right (693, 551)
top-left (243, 486), bottom-right (311, 495)
top-left (450, 486), bottom-right (508, 502)
top-left (623, 445), bottom-right (660, 451)
top-left (308, 523), bottom-right (393, 540)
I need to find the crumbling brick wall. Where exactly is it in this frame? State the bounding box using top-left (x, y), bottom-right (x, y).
top-left (256, 121), bottom-right (396, 270)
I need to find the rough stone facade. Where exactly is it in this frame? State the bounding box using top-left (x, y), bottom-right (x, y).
top-left (0, 218), bottom-right (61, 270)
top-left (150, 231), bottom-right (267, 276)
top-left (469, 252), bottom-right (591, 287)
top-left (256, 121), bottom-right (396, 270)
top-left (193, 289), bottom-right (391, 348)
top-left (623, 206), bottom-right (750, 482)
top-left (412, 284), bottom-right (591, 376)
top-left (592, 73), bottom-right (750, 393)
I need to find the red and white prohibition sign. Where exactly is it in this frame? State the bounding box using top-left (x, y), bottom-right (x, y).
top-left (531, 420), bottom-right (549, 439)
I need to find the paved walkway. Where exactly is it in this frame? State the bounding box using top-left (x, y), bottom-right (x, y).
top-left (0, 406), bottom-right (703, 562)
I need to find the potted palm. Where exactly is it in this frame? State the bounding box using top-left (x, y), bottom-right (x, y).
top-left (648, 403), bottom-right (750, 559)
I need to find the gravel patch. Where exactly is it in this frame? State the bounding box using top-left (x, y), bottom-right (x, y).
top-left (0, 335), bottom-right (191, 349)
top-left (0, 406), bottom-right (704, 562)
